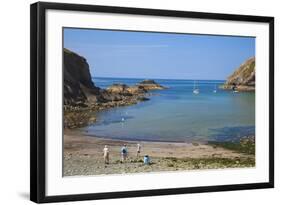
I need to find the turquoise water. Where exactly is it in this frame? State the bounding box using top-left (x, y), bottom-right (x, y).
top-left (82, 77), bottom-right (255, 142)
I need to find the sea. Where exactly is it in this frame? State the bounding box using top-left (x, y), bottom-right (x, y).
top-left (81, 77), bottom-right (255, 143)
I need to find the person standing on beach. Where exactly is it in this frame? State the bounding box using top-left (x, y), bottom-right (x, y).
top-left (121, 144), bottom-right (128, 162)
top-left (136, 143), bottom-right (141, 158)
top-left (103, 145), bottom-right (109, 164)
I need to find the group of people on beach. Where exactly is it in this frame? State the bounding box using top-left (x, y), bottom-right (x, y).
top-left (103, 143), bottom-right (142, 164)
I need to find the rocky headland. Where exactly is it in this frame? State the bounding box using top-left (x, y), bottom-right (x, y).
top-left (221, 57), bottom-right (255, 91)
top-left (64, 48), bottom-right (166, 128)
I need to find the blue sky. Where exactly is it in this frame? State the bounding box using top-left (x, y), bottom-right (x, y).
top-left (64, 28), bottom-right (255, 80)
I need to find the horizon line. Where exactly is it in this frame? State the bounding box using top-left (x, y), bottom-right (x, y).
top-left (92, 76), bottom-right (226, 81)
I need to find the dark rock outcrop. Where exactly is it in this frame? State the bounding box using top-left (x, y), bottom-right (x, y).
top-left (221, 57), bottom-right (255, 91)
top-left (106, 83), bottom-right (147, 95)
top-left (137, 79), bottom-right (167, 90)
top-left (64, 48), bottom-right (101, 106)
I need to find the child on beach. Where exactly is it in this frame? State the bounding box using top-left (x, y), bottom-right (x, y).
top-left (103, 145), bottom-right (109, 164)
top-left (121, 144), bottom-right (128, 162)
top-left (136, 143), bottom-right (141, 157)
top-left (143, 155), bottom-right (150, 165)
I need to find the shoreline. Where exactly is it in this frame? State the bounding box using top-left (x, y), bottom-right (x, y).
top-left (79, 131), bottom-right (210, 144)
top-left (64, 130), bottom-right (255, 176)
top-left (64, 80), bottom-right (165, 129)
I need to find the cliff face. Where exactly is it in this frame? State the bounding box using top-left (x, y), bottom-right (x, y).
top-left (222, 57), bottom-right (255, 91)
top-left (64, 48), bottom-right (101, 106)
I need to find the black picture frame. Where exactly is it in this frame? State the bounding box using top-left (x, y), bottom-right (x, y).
top-left (30, 2), bottom-right (274, 203)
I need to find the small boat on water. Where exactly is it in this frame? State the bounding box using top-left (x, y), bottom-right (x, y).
top-left (193, 80), bottom-right (199, 94)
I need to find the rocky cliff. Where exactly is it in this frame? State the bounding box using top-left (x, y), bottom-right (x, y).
top-left (222, 57), bottom-right (255, 91)
top-left (64, 48), bottom-right (102, 106)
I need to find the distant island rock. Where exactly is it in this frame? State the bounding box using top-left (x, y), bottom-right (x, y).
top-left (106, 84), bottom-right (147, 95)
top-left (137, 79), bottom-right (167, 90)
top-left (221, 57), bottom-right (255, 91)
top-left (63, 48), bottom-right (166, 128)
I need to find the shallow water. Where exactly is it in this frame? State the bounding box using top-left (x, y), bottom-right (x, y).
top-left (82, 77), bottom-right (255, 142)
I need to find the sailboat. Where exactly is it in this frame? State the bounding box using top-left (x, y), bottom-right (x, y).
top-left (193, 80), bottom-right (199, 94)
top-left (213, 84), bottom-right (217, 93)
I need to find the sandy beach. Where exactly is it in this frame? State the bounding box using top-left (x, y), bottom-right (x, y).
top-left (64, 130), bottom-right (255, 176)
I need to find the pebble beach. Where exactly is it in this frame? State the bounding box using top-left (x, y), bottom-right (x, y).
top-left (64, 130), bottom-right (255, 176)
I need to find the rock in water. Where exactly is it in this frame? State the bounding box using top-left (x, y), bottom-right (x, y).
top-left (106, 84), bottom-right (130, 94)
top-left (137, 79), bottom-right (167, 90)
top-left (126, 85), bottom-right (147, 94)
top-left (106, 84), bottom-right (147, 95)
top-left (222, 57), bottom-right (255, 91)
